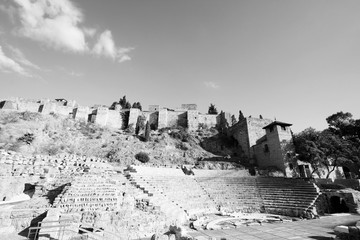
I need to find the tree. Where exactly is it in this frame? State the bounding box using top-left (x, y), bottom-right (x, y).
top-left (144, 121), bottom-right (151, 142)
top-left (293, 128), bottom-right (356, 178)
top-left (238, 110), bottom-right (245, 121)
top-left (326, 112), bottom-right (355, 137)
top-left (231, 115), bottom-right (237, 126)
top-left (208, 104), bottom-right (218, 115)
top-left (218, 111), bottom-right (229, 133)
top-left (132, 102), bottom-right (142, 111)
top-left (119, 95), bottom-right (132, 109)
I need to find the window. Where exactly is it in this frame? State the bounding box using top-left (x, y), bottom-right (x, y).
top-left (289, 163), bottom-right (293, 170)
top-left (281, 126), bottom-right (287, 131)
top-left (269, 126), bottom-right (274, 132)
top-left (264, 144), bottom-right (269, 153)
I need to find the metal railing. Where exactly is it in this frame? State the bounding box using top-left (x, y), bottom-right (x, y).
top-left (27, 218), bottom-right (122, 240)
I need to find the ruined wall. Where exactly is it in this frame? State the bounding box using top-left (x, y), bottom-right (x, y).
top-left (167, 111), bottom-right (187, 128)
top-left (187, 110), bottom-right (199, 131)
top-left (158, 109), bottom-right (168, 129)
top-left (56, 105), bottom-right (73, 116)
top-left (148, 105), bottom-right (160, 112)
top-left (181, 104), bottom-right (197, 110)
top-left (197, 114), bottom-right (218, 129)
top-left (142, 112), bottom-right (158, 129)
top-left (73, 106), bottom-right (90, 122)
top-left (94, 108), bottom-right (109, 126)
top-left (0, 101), bottom-right (17, 110)
top-left (128, 108), bottom-right (140, 128)
top-left (17, 101), bottom-right (41, 112)
top-left (106, 110), bottom-right (122, 128)
top-left (227, 120), bottom-right (250, 157)
top-left (149, 112), bottom-right (158, 129)
top-left (39, 102), bottom-right (57, 114)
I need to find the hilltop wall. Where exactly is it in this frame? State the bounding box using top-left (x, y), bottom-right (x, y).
top-left (0, 98), bottom-right (224, 131)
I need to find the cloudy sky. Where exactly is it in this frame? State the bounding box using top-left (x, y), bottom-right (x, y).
top-left (1, 0), bottom-right (360, 132)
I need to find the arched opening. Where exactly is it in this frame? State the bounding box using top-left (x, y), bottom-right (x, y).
top-left (329, 196), bottom-right (349, 213)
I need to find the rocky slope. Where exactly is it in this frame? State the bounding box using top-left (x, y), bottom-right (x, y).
top-left (0, 111), bottom-right (243, 168)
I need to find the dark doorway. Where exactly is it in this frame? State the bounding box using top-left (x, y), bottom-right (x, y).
top-left (343, 166), bottom-right (351, 179)
top-left (329, 196), bottom-right (349, 213)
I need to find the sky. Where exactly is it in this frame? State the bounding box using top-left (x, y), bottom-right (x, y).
top-left (0, 0), bottom-right (360, 133)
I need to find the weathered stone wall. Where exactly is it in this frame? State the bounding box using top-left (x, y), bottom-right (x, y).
top-left (39, 102), bottom-right (57, 114)
top-left (106, 110), bottom-right (122, 129)
top-left (94, 107), bottom-right (109, 126)
top-left (128, 108), bottom-right (140, 128)
top-left (187, 110), bottom-right (199, 131)
top-left (0, 101), bottom-right (17, 110)
top-left (197, 114), bottom-right (218, 128)
top-left (158, 109), bottom-right (168, 129)
top-left (73, 106), bottom-right (90, 122)
top-left (56, 105), bottom-right (74, 116)
top-left (148, 105), bottom-right (160, 112)
top-left (148, 112), bottom-right (158, 129)
top-left (247, 118), bottom-right (273, 156)
top-left (167, 111), bottom-right (187, 128)
top-left (180, 104), bottom-right (197, 110)
top-left (227, 120), bottom-right (250, 157)
top-left (17, 101), bottom-right (41, 112)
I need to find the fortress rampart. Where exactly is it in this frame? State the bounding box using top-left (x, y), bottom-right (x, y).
top-left (0, 98), bottom-right (222, 131)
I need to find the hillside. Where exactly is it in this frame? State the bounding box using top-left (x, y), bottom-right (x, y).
top-left (0, 111), bottom-right (244, 168)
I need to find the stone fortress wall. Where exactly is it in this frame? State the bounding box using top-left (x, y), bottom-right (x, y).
top-left (0, 97), bottom-right (222, 131)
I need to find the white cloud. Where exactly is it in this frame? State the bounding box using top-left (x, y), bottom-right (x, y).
top-left (10, 0), bottom-right (132, 62)
top-left (7, 45), bottom-right (40, 70)
top-left (204, 81), bottom-right (219, 89)
top-left (69, 71), bottom-right (83, 77)
top-left (13, 0), bottom-right (87, 52)
top-left (92, 30), bottom-right (132, 63)
top-left (0, 45), bottom-right (31, 77)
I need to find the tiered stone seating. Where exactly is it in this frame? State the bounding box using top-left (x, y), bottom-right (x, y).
top-left (195, 176), bottom-right (262, 214)
top-left (54, 174), bottom-right (119, 212)
top-left (256, 177), bottom-right (320, 216)
top-left (195, 173), bottom-right (320, 217)
top-left (192, 169), bottom-right (251, 178)
top-left (126, 166), bottom-right (218, 220)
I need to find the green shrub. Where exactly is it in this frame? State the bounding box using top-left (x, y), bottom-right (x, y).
top-left (135, 152), bottom-right (150, 163)
top-left (17, 133), bottom-right (35, 145)
top-left (169, 127), bottom-right (190, 142)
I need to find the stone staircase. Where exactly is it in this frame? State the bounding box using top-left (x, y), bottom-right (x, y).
top-left (124, 166), bottom-right (188, 224)
top-left (256, 177), bottom-right (320, 216)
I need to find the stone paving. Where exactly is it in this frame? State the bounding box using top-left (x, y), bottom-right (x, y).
top-left (188, 214), bottom-right (360, 240)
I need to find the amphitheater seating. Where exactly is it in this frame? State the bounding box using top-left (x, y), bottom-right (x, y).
top-left (126, 166), bottom-right (218, 217)
top-left (195, 176), bottom-right (262, 214)
top-left (126, 166), bottom-right (320, 218)
top-left (256, 177), bottom-right (319, 216)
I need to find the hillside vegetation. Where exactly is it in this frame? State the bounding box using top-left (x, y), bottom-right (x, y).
top-left (0, 111), bottom-right (241, 168)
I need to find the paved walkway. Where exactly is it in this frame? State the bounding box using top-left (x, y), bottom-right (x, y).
top-left (188, 214), bottom-right (360, 240)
